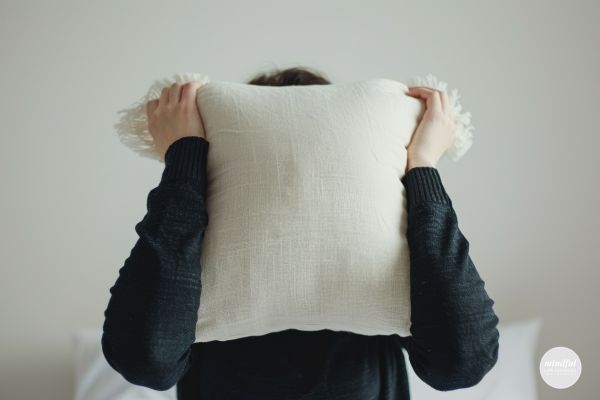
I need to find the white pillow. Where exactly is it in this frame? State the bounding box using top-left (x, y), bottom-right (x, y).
top-left (115, 73), bottom-right (475, 342)
top-left (72, 329), bottom-right (176, 400)
top-left (405, 318), bottom-right (542, 400)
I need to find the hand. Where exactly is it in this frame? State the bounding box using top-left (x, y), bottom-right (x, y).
top-left (146, 81), bottom-right (207, 161)
top-left (405, 86), bottom-right (457, 172)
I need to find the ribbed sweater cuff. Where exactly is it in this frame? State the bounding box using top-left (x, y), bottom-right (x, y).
top-left (160, 136), bottom-right (209, 187)
top-left (401, 167), bottom-right (452, 208)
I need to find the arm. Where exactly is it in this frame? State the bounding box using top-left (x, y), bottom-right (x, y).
top-left (101, 136), bottom-right (210, 391)
top-left (395, 166), bottom-right (499, 391)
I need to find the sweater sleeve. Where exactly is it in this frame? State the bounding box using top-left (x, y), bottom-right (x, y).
top-left (393, 167), bottom-right (500, 391)
top-left (101, 136), bottom-right (210, 391)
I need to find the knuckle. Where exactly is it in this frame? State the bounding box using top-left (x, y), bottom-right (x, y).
top-left (181, 82), bottom-right (192, 93)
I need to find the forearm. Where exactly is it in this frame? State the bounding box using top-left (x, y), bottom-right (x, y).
top-left (398, 167), bottom-right (499, 391)
top-left (101, 137), bottom-right (210, 391)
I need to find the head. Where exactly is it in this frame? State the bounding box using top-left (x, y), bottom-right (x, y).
top-left (247, 66), bottom-right (331, 87)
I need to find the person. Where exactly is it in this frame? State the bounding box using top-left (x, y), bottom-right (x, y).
top-left (101, 66), bottom-right (499, 400)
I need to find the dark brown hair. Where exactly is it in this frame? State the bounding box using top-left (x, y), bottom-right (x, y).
top-left (247, 66), bottom-right (331, 86)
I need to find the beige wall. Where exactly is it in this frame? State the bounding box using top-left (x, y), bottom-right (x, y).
top-left (1, 0), bottom-right (598, 399)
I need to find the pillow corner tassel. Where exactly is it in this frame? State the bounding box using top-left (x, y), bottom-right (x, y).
top-left (114, 98), bottom-right (162, 163)
top-left (114, 72), bottom-right (212, 163)
top-left (407, 73), bottom-right (475, 162)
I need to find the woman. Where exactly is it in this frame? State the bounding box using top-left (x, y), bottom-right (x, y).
top-left (101, 66), bottom-right (499, 400)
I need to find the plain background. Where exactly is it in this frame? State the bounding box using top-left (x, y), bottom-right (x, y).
top-left (1, 0), bottom-right (598, 399)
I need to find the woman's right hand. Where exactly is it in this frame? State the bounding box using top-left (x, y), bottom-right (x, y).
top-left (405, 86), bottom-right (457, 172)
top-left (146, 81), bottom-right (207, 161)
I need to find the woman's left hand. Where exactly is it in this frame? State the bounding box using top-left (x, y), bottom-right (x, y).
top-left (146, 81), bottom-right (207, 161)
top-left (405, 86), bottom-right (456, 171)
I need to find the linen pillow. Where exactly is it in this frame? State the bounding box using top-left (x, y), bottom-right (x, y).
top-left (115, 73), bottom-right (474, 342)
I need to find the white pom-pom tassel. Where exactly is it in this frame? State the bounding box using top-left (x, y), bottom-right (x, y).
top-left (114, 72), bottom-right (211, 162)
top-left (407, 73), bottom-right (474, 162)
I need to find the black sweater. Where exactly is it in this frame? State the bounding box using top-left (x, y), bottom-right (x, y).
top-left (102, 136), bottom-right (499, 400)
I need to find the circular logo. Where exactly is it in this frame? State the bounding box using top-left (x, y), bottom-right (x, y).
top-left (539, 346), bottom-right (582, 389)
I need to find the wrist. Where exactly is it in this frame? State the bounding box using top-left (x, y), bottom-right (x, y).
top-left (406, 156), bottom-right (436, 172)
top-left (161, 136), bottom-right (210, 187)
top-left (400, 167), bottom-right (452, 208)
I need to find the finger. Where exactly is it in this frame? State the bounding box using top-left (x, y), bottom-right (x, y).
top-left (408, 87), bottom-right (442, 115)
top-left (168, 82), bottom-right (184, 104)
top-left (406, 87), bottom-right (436, 103)
top-left (407, 86), bottom-right (437, 98)
top-left (146, 99), bottom-right (158, 118)
top-left (440, 90), bottom-right (450, 115)
top-left (181, 81), bottom-right (203, 107)
top-left (427, 90), bottom-right (443, 115)
top-left (159, 87), bottom-right (169, 108)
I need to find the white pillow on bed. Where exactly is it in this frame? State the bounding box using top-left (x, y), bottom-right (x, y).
top-left (115, 73), bottom-right (474, 343)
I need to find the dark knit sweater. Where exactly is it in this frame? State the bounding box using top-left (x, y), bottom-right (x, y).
top-left (102, 136), bottom-right (499, 400)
